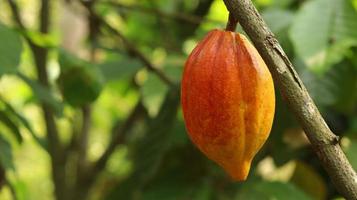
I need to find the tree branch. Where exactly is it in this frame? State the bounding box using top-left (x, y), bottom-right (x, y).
top-left (6, 0), bottom-right (25, 29)
top-left (6, 0), bottom-right (60, 149)
top-left (7, 0), bottom-right (66, 199)
top-left (77, 105), bottom-right (91, 167)
top-left (222, 0), bottom-right (357, 198)
top-left (74, 0), bottom-right (98, 179)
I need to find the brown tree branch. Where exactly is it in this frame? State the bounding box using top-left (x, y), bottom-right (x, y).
top-left (36, 1), bottom-right (67, 199)
top-left (6, 0), bottom-right (66, 199)
top-left (225, 13), bottom-right (238, 31)
top-left (222, 0), bottom-right (357, 199)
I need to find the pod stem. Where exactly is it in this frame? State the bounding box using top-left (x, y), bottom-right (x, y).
top-left (225, 13), bottom-right (238, 32)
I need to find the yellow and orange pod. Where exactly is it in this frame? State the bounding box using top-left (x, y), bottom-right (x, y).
top-left (181, 29), bottom-right (275, 181)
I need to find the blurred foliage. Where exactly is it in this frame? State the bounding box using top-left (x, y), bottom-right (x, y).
top-left (0, 0), bottom-right (356, 200)
top-left (0, 22), bottom-right (22, 76)
top-left (57, 50), bottom-right (104, 107)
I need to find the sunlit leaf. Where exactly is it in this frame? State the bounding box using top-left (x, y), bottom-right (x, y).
top-left (9, 179), bottom-right (28, 200)
top-left (24, 30), bottom-right (58, 48)
top-left (0, 23), bottom-right (23, 76)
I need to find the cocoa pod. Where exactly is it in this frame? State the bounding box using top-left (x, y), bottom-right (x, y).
top-left (181, 29), bottom-right (275, 181)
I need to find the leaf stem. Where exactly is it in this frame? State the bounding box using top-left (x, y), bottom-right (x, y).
top-left (225, 13), bottom-right (238, 32)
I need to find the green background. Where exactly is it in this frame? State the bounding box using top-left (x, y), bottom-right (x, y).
top-left (0, 0), bottom-right (357, 199)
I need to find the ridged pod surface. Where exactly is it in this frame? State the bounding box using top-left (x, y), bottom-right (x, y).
top-left (181, 29), bottom-right (275, 181)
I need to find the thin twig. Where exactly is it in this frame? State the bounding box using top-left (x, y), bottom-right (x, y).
top-left (222, 0), bottom-right (357, 199)
top-left (100, 21), bottom-right (176, 86)
top-left (225, 13), bottom-right (238, 31)
top-left (6, 0), bottom-right (25, 29)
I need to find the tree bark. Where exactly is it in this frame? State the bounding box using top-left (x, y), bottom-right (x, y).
top-left (222, 0), bottom-right (357, 199)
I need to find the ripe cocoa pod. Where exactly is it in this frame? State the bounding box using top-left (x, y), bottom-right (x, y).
top-left (181, 29), bottom-right (275, 181)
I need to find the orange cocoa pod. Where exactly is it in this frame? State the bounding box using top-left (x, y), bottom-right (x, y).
top-left (181, 29), bottom-right (275, 181)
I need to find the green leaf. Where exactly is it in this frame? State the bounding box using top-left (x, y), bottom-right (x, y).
top-left (17, 73), bottom-right (63, 115)
top-left (141, 55), bottom-right (183, 116)
top-left (325, 39), bottom-right (357, 68)
top-left (99, 58), bottom-right (142, 82)
top-left (289, 0), bottom-right (357, 72)
top-left (105, 87), bottom-right (180, 200)
top-left (327, 62), bottom-right (357, 113)
top-left (235, 181), bottom-right (312, 200)
top-left (299, 60), bottom-right (357, 113)
top-left (57, 50), bottom-right (104, 107)
top-left (0, 135), bottom-right (15, 170)
top-left (0, 23), bottom-right (23, 76)
top-left (298, 63), bottom-right (336, 107)
top-left (0, 111), bottom-right (22, 143)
